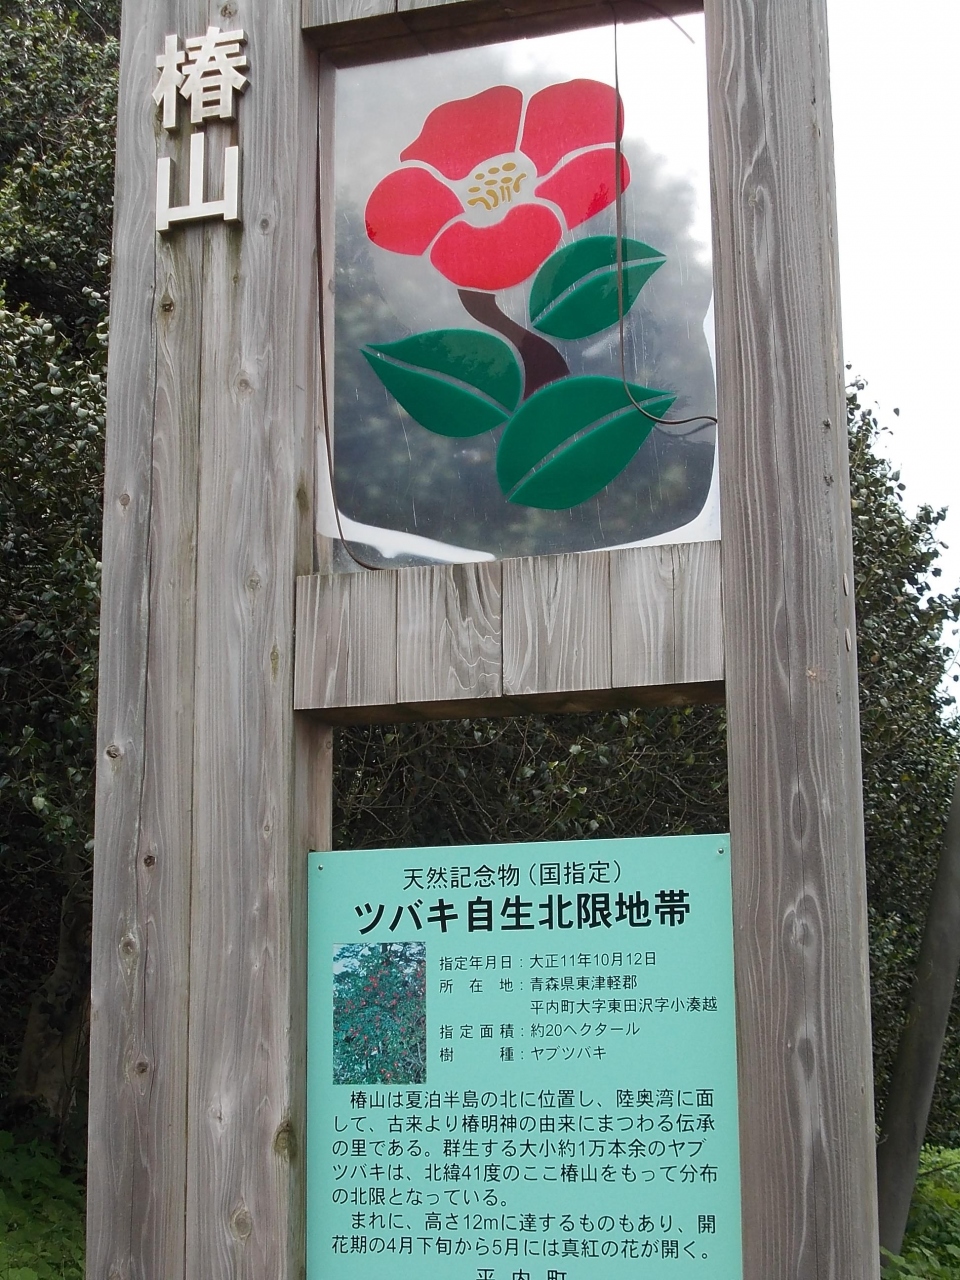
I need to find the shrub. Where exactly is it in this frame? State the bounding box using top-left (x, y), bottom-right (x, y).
top-left (0, 1129), bottom-right (84, 1278)
top-left (883, 1147), bottom-right (960, 1278)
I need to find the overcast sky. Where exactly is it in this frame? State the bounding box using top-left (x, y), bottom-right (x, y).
top-left (828, 0), bottom-right (960, 623)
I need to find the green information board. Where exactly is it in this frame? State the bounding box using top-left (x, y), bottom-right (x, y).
top-left (308, 835), bottom-right (742, 1279)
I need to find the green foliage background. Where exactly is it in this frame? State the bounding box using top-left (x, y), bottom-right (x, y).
top-left (883, 1148), bottom-right (960, 1278)
top-left (847, 388), bottom-right (960, 1141)
top-left (0, 1130), bottom-right (84, 1279)
top-left (0, 0), bottom-right (958, 1271)
top-left (0, 1), bottom-right (115, 1145)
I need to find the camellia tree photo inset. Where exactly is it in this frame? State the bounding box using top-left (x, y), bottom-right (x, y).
top-left (332, 942), bottom-right (427, 1084)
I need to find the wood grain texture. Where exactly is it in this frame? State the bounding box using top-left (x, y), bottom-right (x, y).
top-left (303, 0), bottom-right (702, 62)
top-left (122, 201), bottom-right (203, 1276)
top-left (502, 553), bottom-right (611, 696)
top-left (295, 570), bottom-right (398, 708)
top-left (295, 545), bottom-right (723, 717)
top-left (674, 540), bottom-right (724, 683)
top-left (705, 0), bottom-right (878, 1275)
top-left (288, 717), bottom-right (334, 1260)
top-left (304, 0), bottom-right (394, 25)
top-left (397, 562), bottom-right (502, 703)
top-left (396, 0), bottom-right (470, 13)
top-left (314, 64), bottom-right (339, 572)
top-left (609, 542), bottom-right (723, 687)
top-left (610, 545), bottom-right (676, 687)
top-left (183, 3), bottom-right (318, 1275)
top-left (86, 1), bottom-right (196, 1274)
top-left (89, 0), bottom-right (320, 1276)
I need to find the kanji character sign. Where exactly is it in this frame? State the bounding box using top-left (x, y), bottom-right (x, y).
top-left (181, 27), bottom-right (248, 123)
top-left (152, 27), bottom-right (248, 232)
top-left (154, 27), bottom-right (248, 131)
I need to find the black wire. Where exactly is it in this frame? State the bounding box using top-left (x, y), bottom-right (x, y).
top-left (611, 15), bottom-right (718, 435)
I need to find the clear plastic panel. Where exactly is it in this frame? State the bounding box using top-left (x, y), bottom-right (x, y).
top-left (325, 16), bottom-right (716, 568)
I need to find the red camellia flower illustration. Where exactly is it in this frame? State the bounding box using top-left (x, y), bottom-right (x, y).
top-left (364, 80), bottom-right (630, 292)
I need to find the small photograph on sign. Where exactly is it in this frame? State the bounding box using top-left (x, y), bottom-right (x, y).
top-left (332, 942), bottom-right (427, 1084)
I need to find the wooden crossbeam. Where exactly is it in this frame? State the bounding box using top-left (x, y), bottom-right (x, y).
top-left (302, 0), bottom-right (702, 64)
top-left (294, 542), bottom-right (724, 722)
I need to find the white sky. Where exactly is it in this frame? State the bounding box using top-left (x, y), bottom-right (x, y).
top-left (828, 0), bottom-right (960, 618)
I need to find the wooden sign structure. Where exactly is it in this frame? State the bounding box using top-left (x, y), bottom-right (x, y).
top-left (88, 0), bottom-right (879, 1278)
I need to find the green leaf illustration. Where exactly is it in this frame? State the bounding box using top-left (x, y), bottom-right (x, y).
top-left (529, 236), bottom-right (666, 341)
top-left (362, 329), bottom-right (522, 438)
top-left (496, 375), bottom-right (676, 509)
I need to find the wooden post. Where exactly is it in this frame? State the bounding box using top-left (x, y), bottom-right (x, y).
top-left (87, 2), bottom-right (326, 1277)
top-left (706, 0), bottom-right (879, 1275)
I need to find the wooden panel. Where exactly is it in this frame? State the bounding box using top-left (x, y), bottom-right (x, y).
top-left (182, 2), bottom-right (319, 1275)
top-left (289, 718), bottom-right (333, 1256)
top-left (86, 2), bottom-right (193, 1275)
top-left (295, 570), bottom-right (398, 708)
top-left (303, 0), bottom-right (703, 62)
top-left (705, 0), bottom-right (878, 1276)
top-left (610, 541), bottom-right (723, 688)
top-left (314, 65), bottom-right (339, 572)
top-left (397, 0), bottom-right (469, 13)
top-left (295, 544), bottom-right (723, 718)
top-left (397, 562), bottom-right (502, 703)
top-left (91, 0), bottom-right (321, 1277)
top-left (501, 553), bottom-right (612, 696)
top-left (304, 0), bottom-right (394, 25)
top-left (674, 540), bottom-right (723, 683)
top-left (125, 211), bottom-right (203, 1272)
top-left (610, 545), bottom-right (676, 687)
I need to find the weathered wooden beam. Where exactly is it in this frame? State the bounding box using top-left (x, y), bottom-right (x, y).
top-left (87, 5), bottom-right (194, 1273)
top-left (502, 552), bottom-right (613, 696)
top-left (294, 542), bottom-right (724, 720)
top-left (88, 2), bottom-right (326, 1277)
top-left (297, 681), bottom-right (723, 725)
top-left (705, 0), bottom-right (879, 1275)
top-left (182, 20), bottom-right (319, 1272)
top-left (397, 563), bottom-right (503, 703)
top-left (302, 0), bottom-right (702, 63)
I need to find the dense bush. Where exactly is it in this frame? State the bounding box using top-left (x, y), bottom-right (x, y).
top-left (332, 942), bottom-right (427, 1084)
top-left (849, 391), bottom-right (960, 1142)
top-left (883, 1148), bottom-right (960, 1278)
top-left (0, 0), bottom-right (114, 1136)
top-left (0, 1130), bottom-right (84, 1279)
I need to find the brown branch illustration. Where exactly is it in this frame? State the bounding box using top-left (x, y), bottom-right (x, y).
top-left (458, 288), bottom-right (569, 399)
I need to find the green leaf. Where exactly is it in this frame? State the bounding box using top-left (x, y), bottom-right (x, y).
top-left (362, 329), bottom-right (522, 438)
top-left (529, 236), bottom-right (666, 340)
top-left (496, 375), bottom-right (675, 509)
